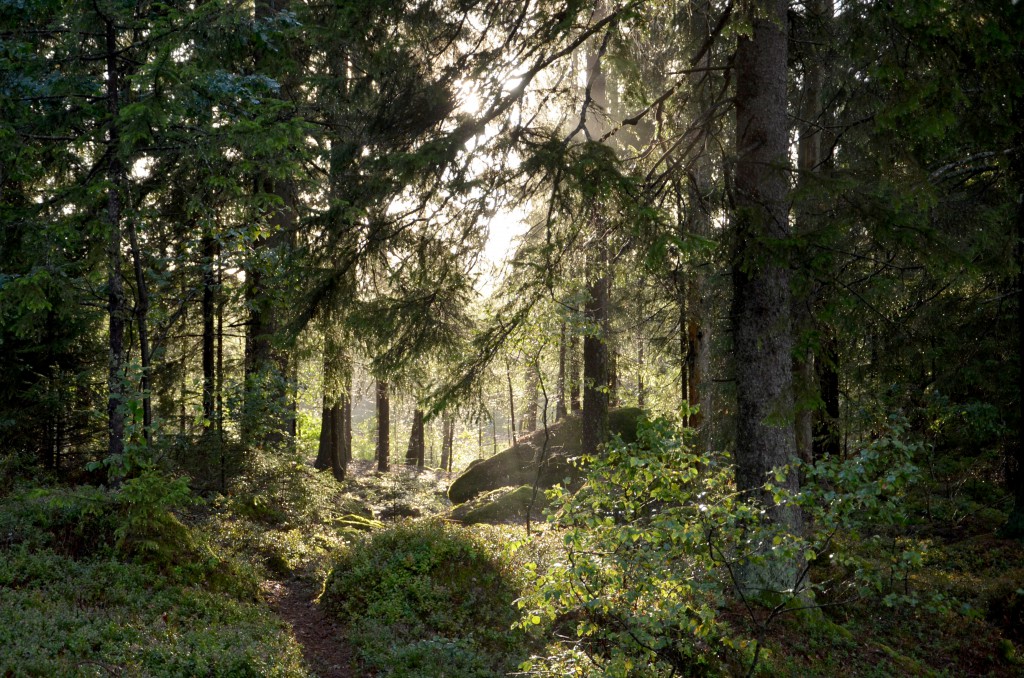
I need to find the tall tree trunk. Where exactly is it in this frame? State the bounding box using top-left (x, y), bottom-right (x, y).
top-left (793, 0), bottom-right (831, 466)
top-left (732, 0), bottom-right (803, 590)
top-left (582, 240), bottom-right (610, 456)
top-left (523, 364), bottom-right (539, 433)
top-left (216, 258), bottom-right (226, 491)
top-left (608, 347), bottom-right (619, 408)
top-left (581, 6), bottom-right (611, 456)
top-left (127, 217), bottom-right (152, 447)
top-left (1004, 135), bottom-right (1024, 538)
top-left (637, 332), bottom-right (646, 410)
top-left (202, 234), bottom-right (216, 429)
top-left (556, 322), bottom-right (568, 420)
top-left (245, 0), bottom-right (295, 449)
top-left (440, 416), bottom-right (455, 472)
top-left (105, 18), bottom-right (126, 463)
top-left (683, 0), bottom-right (713, 437)
top-left (813, 332), bottom-right (841, 460)
top-left (406, 408), bottom-right (425, 468)
top-left (569, 333), bottom-right (582, 413)
top-left (316, 328), bottom-right (348, 480)
top-left (505, 356), bottom-right (517, 446)
top-left (376, 380), bottom-right (390, 472)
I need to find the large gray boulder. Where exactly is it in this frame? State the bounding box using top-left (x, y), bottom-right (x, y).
top-left (447, 408), bottom-right (643, 505)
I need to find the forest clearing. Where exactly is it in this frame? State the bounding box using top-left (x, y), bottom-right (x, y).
top-left (1, 0), bottom-right (1023, 675)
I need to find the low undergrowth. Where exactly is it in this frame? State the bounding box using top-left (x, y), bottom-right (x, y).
top-left (0, 474), bottom-right (307, 677)
top-left (320, 520), bottom-right (545, 677)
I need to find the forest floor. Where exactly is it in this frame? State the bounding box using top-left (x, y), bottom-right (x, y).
top-left (2, 442), bottom-right (1022, 676)
top-left (262, 578), bottom-right (353, 678)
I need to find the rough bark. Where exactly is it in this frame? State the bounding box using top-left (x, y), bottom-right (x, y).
top-left (732, 0), bottom-right (803, 589)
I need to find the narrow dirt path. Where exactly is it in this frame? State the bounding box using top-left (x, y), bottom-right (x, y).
top-left (262, 579), bottom-right (354, 677)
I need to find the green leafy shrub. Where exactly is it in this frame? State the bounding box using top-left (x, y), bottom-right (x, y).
top-left (322, 520), bottom-right (530, 676)
top-left (516, 416), bottom-right (923, 677)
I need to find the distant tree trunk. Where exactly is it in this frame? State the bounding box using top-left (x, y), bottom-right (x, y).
top-left (126, 217), bottom-right (152, 447)
top-left (216, 259), bottom-right (226, 492)
top-left (505, 356), bottom-right (517, 445)
top-left (406, 408), bottom-right (425, 468)
top-left (682, 0), bottom-right (713, 440)
top-left (608, 347), bottom-right (619, 408)
top-left (793, 0), bottom-right (830, 466)
top-left (581, 13), bottom-right (610, 457)
top-left (569, 333), bottom-right (582, 413)
top-left (582, 240), bottom-right (611, 456)
top-left (105, 18), bottom-right (126, 463)
top-left (376, 380), bottom-right (390, 472)
top-left (202, 234), bottom-right (216, 430)
top-left (341, 380), bottom-right (352, 468)
top-left (1004, 137), bottom-right (1024, 538)
top-left (813, 332), bottom-right (841, 461)
top-left (440, 415), bottom-right (455, 472)
top-left (523, 364), bottom-right (539, 433)
top-left (556, 323), bottom-right (568, 420)
top-left (637, 333), bottom-right (646, 410)
top-left (732, 0), bottom-right (803, 589)
top-left (316, 331), bottom-right (349, 481)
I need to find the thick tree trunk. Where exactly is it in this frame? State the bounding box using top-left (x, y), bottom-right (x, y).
top-left (376, 380), bottom-right (390, 472)
top-left (732, 0), bottom-right (803, 590)
top-left (105, 19), bottom-right (126, 463)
